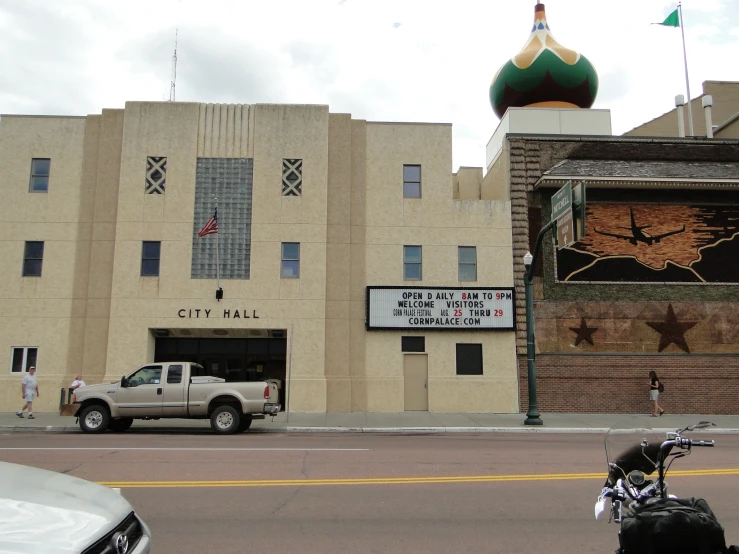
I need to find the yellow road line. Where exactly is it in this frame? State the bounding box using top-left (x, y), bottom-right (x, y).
top-left (98, 468), bottom-right (739, 488)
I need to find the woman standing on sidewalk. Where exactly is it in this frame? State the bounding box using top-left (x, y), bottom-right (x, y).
top-left (649, 371), bottom-right (664, 417)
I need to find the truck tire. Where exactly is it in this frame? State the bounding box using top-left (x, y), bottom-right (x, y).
top-left (79, 405), bottom-right (110, 433)
top-left (237, 416), bottom-right (253, 432)
top-left (210, 405), bottom-right (240, 435)
top-left (108, 417), bottom-right (134, 433)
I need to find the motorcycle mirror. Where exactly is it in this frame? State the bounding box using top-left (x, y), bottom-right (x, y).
top-left (683, 421), bottom-right (716, 432)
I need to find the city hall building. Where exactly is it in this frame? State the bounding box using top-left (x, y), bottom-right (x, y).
top-left (0, 102), bottom-right (518, 414)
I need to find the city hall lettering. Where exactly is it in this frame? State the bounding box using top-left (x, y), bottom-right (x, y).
top-left (367, 287), bottom-right (515, 331)
top-left (177, 309), bottom-right (260, 319)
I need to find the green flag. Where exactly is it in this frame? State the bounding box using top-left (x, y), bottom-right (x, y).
top-left (657, 8), bottom-right (680, 27)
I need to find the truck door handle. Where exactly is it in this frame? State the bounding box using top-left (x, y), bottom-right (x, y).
top-left (157, 388), bottom-right (163, 395)
top-left (424, 380), bottom-right (427, 389)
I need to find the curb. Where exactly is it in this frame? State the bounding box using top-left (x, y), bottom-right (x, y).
top-left (4, 425), bottom-right (739, 435)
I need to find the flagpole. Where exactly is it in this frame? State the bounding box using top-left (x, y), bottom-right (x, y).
top-left (215, 197), bottom-right (220, 289)
top-left (678, 2), bottom-right (694, 136)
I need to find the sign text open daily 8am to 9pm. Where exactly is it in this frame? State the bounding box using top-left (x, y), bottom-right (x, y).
top-left (366, 287), bottom-right (515, 331)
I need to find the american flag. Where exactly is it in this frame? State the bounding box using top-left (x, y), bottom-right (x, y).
top-left (197, 207), bottom-right (218, 237)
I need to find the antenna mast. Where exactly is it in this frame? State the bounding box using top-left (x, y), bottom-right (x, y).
top-left (169, 29), bottom-right (178, 102)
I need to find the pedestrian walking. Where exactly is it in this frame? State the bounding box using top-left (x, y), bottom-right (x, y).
top-left (649, 370), bottom-right (664, 417)
top-left (16, 366), bottom-right (40, 419)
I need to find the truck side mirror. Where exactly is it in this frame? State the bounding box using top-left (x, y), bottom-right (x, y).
top-left (120, 376), bottom-right (128, 387)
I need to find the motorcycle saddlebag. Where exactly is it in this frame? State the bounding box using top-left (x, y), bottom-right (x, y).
top-left (619, 497), bottom-right (727, 554)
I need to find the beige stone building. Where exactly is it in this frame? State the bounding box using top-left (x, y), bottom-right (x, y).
top-left (0, 102), bottom-right (518, 414)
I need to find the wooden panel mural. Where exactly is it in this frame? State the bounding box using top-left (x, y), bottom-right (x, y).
top-left (556, 204), bottom-right (739, 283)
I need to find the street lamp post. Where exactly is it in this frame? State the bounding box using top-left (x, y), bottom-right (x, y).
top-left (523, 251), bottom-right (542, 426)
top-left (522, 219), bottom-right (556, 426)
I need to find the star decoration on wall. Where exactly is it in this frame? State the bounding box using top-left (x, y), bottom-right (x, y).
top-left (569, 317), bottom-right (598, 346)
top-left (646, 304), bottom-right (697, 353)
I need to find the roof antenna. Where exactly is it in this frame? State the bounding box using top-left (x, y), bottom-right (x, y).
top-left (169, 29), bottom-right (178, 102)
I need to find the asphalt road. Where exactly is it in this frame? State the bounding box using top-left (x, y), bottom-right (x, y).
top-left (1, 431), bottom-right (738, 554)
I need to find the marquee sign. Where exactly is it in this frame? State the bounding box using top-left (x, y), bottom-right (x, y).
top-left (366, 287), bottom-right (515, 331)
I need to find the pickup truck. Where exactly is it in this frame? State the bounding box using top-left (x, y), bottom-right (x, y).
top-left (68, 362), bottom-right (281, 435)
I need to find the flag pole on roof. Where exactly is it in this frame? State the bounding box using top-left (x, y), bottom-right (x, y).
top-left (654, 3), bottom-right (694, 136)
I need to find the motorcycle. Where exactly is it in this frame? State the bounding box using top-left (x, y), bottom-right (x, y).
top-left (595, 421), bottom-right (738, 554)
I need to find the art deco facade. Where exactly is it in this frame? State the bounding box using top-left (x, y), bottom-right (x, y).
top-left (0, 102), bottom-right (518, 414)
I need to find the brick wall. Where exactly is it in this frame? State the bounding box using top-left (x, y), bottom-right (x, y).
top-left (517, 354), bottom-right (739, 414)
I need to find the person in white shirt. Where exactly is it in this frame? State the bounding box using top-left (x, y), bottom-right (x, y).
top-left (16, 366), bottom-right (39, 419)
top-left (70, 375), bottom-right (86, 402)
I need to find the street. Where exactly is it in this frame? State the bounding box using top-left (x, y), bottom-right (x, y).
top-left (1, 431), bottom-right (738, 554)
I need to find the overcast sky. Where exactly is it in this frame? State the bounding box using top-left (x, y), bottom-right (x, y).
top-left (1, 0), bottom-right (737, 169)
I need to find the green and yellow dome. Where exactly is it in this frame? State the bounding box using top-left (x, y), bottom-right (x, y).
top-left (490, 3), bottom-right (599, 119)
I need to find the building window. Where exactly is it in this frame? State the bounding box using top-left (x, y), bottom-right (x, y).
top-left (23, 241), bottom-right (44, 277)
top-left (456, 344), bottom-right (483, 375)
top-left (282, 159), bottom-right (303, 196)
top-left (458, 246), bottom-right (477, 281)
top-left (404, 245), bottom-right (422, 280)
top-left (281, 242), bottom-right (300, 278)
top-left (141, 241), bottom-right (161, 277)
top-left (403, 164), bottom-right (421, 198)
top-left (401, 336), bottom-right (425, 352)
top-left (146, 156), bottom-right (167, 194)
top-left (10, 347), bottom-right (38, 373)
top-left (29, 158), bottom-right (50, 192)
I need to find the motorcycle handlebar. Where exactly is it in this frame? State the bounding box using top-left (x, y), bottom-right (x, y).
top-left (690, 440), bottom-right (715, 447)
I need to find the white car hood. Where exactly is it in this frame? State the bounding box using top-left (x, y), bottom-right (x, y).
top-left (0, 462), bottom-right (134, 554)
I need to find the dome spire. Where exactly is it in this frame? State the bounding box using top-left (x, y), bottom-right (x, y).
top-left (489, 2), bottom-right (599, 119)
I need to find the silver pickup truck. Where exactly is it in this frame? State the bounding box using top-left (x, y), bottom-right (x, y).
top-left (68, 362), bottom-right (281, 434)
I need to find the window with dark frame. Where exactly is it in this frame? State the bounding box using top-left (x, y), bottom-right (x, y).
top-left (141, 241), bottom-right (161, 277)
top-left (403, 245), bottom-right (422, 280)
top-left (30, 158), bottom-right (50, 192)
top-left (401, 336), bottom-right (425, 352)
top-left (458, 246), bottom-right (477, 281)
top-left (281, 242), bottom-right (300, 278)
top-left (23, 241), bottom-right (44, 277)
top-left (10, 347), bottom-right (38, 373)
top-left (403, 164), bottom-right (421, 198)
top-left (456, 343), bottom-right (483, 375)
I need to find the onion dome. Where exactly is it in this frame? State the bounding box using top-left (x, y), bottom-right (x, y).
top-left (489, 3), bottom-right (599, 119)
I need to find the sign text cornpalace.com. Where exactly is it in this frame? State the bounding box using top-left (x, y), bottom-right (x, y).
top-left (366, 287), bottom-right (515, 331)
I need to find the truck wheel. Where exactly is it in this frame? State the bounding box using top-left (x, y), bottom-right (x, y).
top-left (108, 417), bottom-right (134, 433)
top-left (237, 416), bottom-right (253, 432)
top-left (79, 405), bottom-right (110, 433)
top-left (210, 405), bottom-right (240, 435)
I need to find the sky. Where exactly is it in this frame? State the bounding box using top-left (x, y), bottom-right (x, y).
top-left (1, 0), bottom-right (737, 170)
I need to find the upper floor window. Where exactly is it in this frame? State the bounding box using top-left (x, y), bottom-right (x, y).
top-left (458, 246), bottom-right (477, 281)
top-left (30, 158), bottom-right (50, 192)
top-left (10, 347), bottom-right (38, 373)
top-left (141, 241), bottom-right (161, 277)
top-left (281, 242), bottom-right (300, 278)
top-left (145, 156), bottom-right (167, 194)
top-left (23, 241), bottom-right (44, 277)
top-left (403, 164), bottom-right (421, 198)
top-left (403, 245), bottom-right (422, 280)
top-left (282, 159), bottom-right (303, 196)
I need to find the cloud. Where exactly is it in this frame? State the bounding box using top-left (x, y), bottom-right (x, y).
top-left (1, 0), bottom-right (736, 170)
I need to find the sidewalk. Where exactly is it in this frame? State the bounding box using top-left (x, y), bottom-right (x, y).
top-left (3, 411), bottom-right (739, 434)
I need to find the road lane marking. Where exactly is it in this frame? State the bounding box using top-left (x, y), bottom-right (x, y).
top-left (97, 468), bottom-right (739, 488)
top-left (0, 446), bottom-right (370, 452)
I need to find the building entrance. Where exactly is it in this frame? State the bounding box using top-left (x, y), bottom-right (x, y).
top-left (154, 333), bottom-right (287, 409)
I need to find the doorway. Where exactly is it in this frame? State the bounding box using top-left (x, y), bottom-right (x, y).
top-left (403, 354), bottom-right (428, 411)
